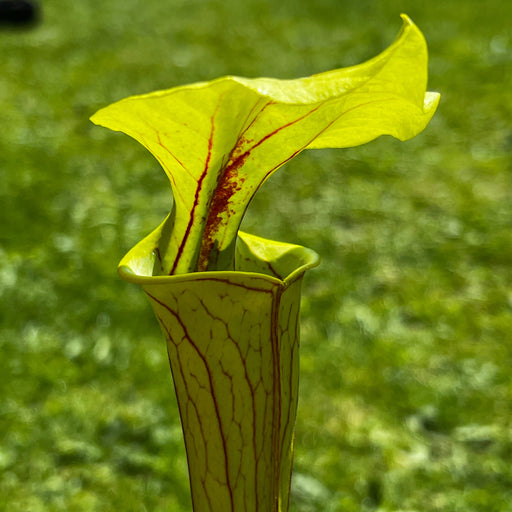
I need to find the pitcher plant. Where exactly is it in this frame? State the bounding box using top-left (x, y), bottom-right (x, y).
top-left (90, 15), bottom-right (439, 512)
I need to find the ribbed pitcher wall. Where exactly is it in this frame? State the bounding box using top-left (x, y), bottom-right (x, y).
top-left (118, 228), bottom-right (319, 512)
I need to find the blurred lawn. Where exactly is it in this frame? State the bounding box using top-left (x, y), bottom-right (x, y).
top-left (1, 0), bottom-right (511, 511)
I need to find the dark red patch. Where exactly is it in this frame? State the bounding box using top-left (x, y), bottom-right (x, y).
top-left (197, 163), bottom-right (246, 271)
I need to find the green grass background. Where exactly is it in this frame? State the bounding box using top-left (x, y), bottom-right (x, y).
top-left (1, 0), bottom-right (511, 510)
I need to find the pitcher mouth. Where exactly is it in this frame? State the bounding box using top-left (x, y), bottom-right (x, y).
top-left (118, 217), bottom-right (320, 288)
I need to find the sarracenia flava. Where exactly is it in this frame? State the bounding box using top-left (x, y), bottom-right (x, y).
top-left (91, 15), bottom-right (439, 512)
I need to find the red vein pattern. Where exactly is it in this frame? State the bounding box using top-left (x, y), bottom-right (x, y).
top-left (142, 274), bottom-right (304, 512)
top-left (196, 101), bottom-right (327, 270)
top-left (170, 107), bottom-right (217, 275)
